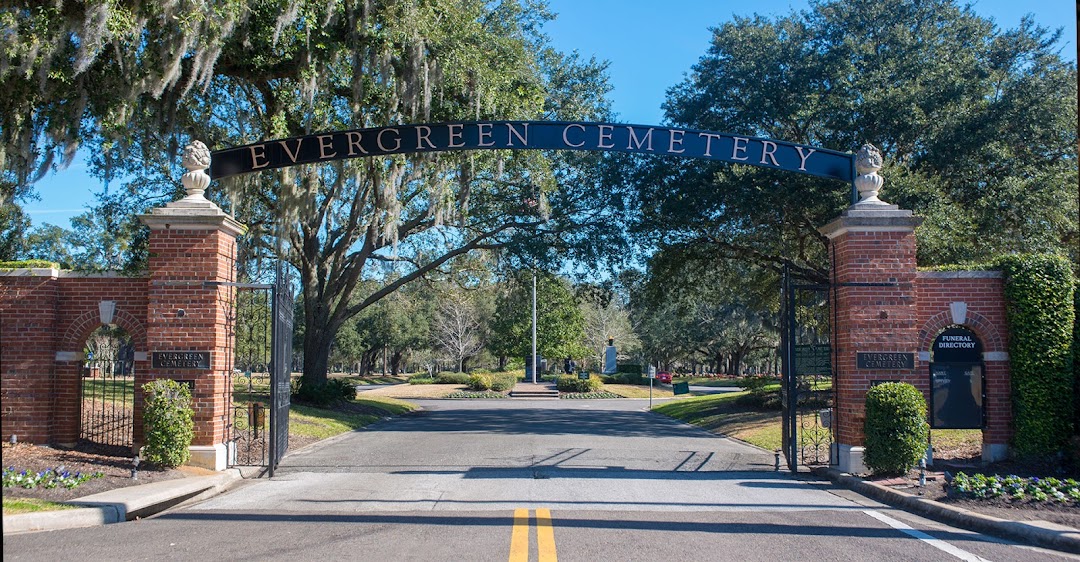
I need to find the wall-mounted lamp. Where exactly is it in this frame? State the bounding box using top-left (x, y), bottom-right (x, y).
top-left (99, 301), bottom-right (116, 325)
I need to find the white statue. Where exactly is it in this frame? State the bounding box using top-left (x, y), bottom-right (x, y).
top-left (181, 141), bottom-right (212, 199)
top-left (854, 144), bottom-right (884, 204)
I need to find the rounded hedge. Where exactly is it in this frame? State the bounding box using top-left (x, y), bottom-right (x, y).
top-left (556, 374), bottom-right (602, 393)
top-left (142, 379), bottom-right (195, 468)
top-left (468, 373), bottom-right (493, 391)
top-left (863, 382), bottom-right (928, 475)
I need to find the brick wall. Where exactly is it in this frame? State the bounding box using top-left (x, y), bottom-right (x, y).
top-left (0, 272), bottom-right (61, 444)
top-left (0, 271), bottom-right (150, 445)
top-left (916, 271), bottom-right (1010, 447)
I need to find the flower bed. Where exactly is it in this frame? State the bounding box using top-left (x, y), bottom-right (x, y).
top-left (3, 466), bottom-right (104, 490)
top-left (560, 391), bottom-right (622, 399)
top-left (444, 391), bottom-right (508, 399)
top-left (949, 472), bottom-right (1080, 504)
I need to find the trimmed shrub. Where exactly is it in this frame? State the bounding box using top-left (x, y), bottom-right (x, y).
top-left (408, 374), bottom-right (435, 384)
top-left (142, 379), bottom-right (195, 468)
top-left (734, 390), bottom-right (782, 410)
top-left (556, 374), bottom-right (603, 393)
top-left (468, 373), bottom-right (493, 391)
top-left (293, 378), bottom-right (355, 405)
top-left (435, 372), bottom-right (471, 385)
top-left (995, 254), bottom-right (1076, 457)
top-left (864, 382), bottom-right (929, 475)
top-left (0, 259), bottom-right (59, 270)
top-left (490, 374), bottom-right (517, 392)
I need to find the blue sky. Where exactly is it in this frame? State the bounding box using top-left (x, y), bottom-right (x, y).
top-left (25, 0), bottom-right (1078, 228)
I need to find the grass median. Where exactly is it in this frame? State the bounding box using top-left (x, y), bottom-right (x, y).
top-left (289, 396), bottom-right (416, 441)
top-left (652, 391), bottom-right (783, 451)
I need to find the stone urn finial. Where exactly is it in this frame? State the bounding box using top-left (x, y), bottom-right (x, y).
top-left (181, 141), bottom-right (212, 199)
top-left (854, 144), bottom-right (885, 204)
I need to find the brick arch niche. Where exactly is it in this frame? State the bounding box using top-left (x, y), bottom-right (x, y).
top-left (1, 194), bottom-right (244, 471)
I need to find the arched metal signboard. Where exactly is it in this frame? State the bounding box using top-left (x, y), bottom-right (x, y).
top-left (209, 120), bottom-right (856, 189)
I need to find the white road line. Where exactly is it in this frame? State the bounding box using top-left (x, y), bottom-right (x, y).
top-left (863, 509), bottom-right (993, 562)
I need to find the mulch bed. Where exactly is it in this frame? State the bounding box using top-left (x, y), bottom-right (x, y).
top-left (2, 441), bottom-right (191, 504)
top-left (867, 454), bottom-right (1080, 528)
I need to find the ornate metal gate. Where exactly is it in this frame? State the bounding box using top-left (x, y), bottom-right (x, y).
top-left (228, 266), bottom-right (293, 475)
top-left (269, 268), bottom-right (293, 476)
top-left (80, 350), bottom-right (135, 450)
top-left (780, 263), bottom-right (834, 472)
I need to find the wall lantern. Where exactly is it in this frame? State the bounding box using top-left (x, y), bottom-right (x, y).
top-left (99, 300), bottom-right (116, 325)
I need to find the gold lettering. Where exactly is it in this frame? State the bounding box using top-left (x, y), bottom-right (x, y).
top-left (317, 134), bottom-right (337, 159)
top-left (477, 123), bottom-right (494, 147)
top-left (346, 132), bottom-right (367, 156)
top-left (507, 123), bottom-right (529, 146)
top-left (597, 124), bottom-right (615, 149)
top-left (447, 124), bottom-right (465, 148)
top-left (731, 137), bottom-right (750, 161)
top-left (627, 127), bottom-right (654, 151)
top-left (278, 138), bottom-right (303, 163)
top-left (249, 144), bottom-right (270, 169)
top-left (416, 126), bottom-right (435, 150)
top-left (760, 141), bottom-right (779, 166)
top-left (562, 124), bottom-right (586, 148)
top-left (377, 128), bottom-right (401, 152)
top-left (795, 146), bottom-right (816, 171)
top-left (698, 133), bottom-right (722, 157)
top-left (668, 130), bottom-right (686, 154)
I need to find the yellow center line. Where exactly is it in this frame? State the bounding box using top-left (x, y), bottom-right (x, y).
top-left (509, 508), bottom-right (530, 562)
top-left (536, 508), bottom-right (557, 562)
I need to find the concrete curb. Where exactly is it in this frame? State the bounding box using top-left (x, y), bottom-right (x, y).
top-left (3, 469), bottom-right (242, 535)
top-left (813, 467), bottom-right (1080, 554)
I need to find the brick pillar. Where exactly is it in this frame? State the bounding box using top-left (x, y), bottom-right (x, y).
top-left (139, 195), bottom-right (244, 471)
top-left (820, 201), bottom-right (924, 473)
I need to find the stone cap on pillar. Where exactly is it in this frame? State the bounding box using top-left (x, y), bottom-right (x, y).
top-left (818, 204), bottom-right (923, 239)
top-left (819, 143), bottom-right (923, 239)
top-left (138, 141), bottom-right (247, 237)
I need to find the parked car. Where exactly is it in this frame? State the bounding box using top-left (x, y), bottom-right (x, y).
top-left (656, 371), bottom-right (673, 384)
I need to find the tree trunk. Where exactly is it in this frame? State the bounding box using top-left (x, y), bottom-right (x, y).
top-left (390, 350), bottom-right (403, 376)
top-left (302, 328), bottom-right (334, 386)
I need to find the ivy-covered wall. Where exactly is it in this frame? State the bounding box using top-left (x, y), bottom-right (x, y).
top-left (995, 254), bottom-right (1076, 458)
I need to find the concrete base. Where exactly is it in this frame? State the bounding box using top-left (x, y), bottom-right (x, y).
top-left (188, 444), bottom-right (228, 471)
top-left (982, 443), bottom-right (1008, 463)
top-left (837, 444), bottom-right (868, 474)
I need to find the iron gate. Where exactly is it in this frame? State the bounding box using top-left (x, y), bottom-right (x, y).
top-left (80, 352), bottom-right (135, 450)
top-left (780, 263), bottom-right (834, 472)
top-left (227, 267), bottom-right (293, 475)
top-left (269, 269), bottom-right (293, 476)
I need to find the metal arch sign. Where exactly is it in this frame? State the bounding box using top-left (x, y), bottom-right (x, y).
top-left (209, 121), bottom-right (855, 184)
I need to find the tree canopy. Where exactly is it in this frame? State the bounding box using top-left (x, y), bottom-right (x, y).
top-left (3, 1), bottom-right (620, 383)
top-left (628, 0), bottom-right (1078, 283)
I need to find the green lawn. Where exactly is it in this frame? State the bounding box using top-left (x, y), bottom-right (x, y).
top-left (332, 373), bottom-right (410, 385)
top-left (653, 391), bottom-right (785, 451)
top-left (288, 396), bottom-right (416, 440)
top-left (680, 378), bottom-right (746, 387)
top-left (2, 497), bottom-right (78, 515)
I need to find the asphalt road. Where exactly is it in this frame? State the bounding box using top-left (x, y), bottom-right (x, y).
top-left (5, 399), bottom-right (1076, 561)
